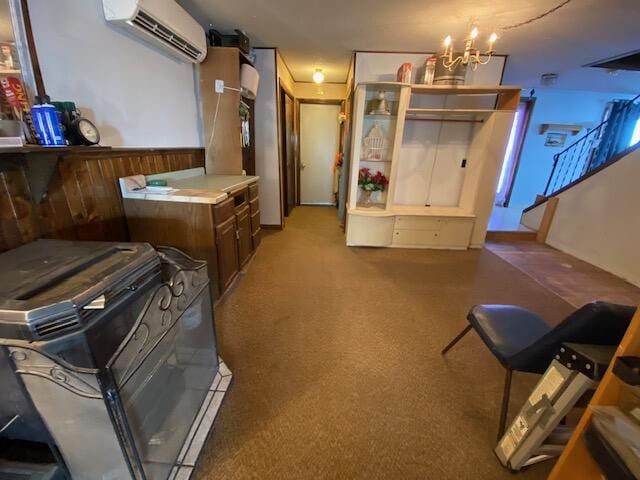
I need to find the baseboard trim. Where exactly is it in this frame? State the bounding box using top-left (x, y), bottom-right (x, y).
top-left (485, 231), bottom-right (537, 242)
top-left (261, 224), bottom-right (283, 231)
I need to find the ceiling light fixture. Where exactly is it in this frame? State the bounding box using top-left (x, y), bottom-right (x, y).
top-left (312, 68), bottom-right (325, 84)
top-left (441, 25), bottom-right (497, 71)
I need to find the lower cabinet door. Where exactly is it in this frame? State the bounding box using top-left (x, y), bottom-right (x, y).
top-left (236, 205), bottom-right (253, 267)
top-left (215, 215), bottom-right (239, 293)
top-left (252, 229), bottom-right (262, 250)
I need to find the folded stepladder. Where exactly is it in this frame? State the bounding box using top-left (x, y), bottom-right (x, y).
top-left (495, 342), bottom-right (616, 471)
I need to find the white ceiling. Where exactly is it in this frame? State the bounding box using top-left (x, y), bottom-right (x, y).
top-left (180, 0), bottom-right (640, 93)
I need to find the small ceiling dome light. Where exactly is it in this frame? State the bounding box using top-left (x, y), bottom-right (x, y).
top-left (540, 73), bottom-right (559, 86)
top-left (313, 68), bottom-right (325, 84)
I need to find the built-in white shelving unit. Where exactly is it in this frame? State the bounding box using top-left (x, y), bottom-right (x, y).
top-left (346, 82), bottom-right (521, 249)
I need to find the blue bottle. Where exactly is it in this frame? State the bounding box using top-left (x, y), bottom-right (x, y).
top-left (31, 96), bottom-right (50, 145)
top-left (40, 95), bottom-right (65, 146)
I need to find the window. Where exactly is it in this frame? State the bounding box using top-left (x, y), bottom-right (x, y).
top-left (630, 117), bottom-right (640, 147)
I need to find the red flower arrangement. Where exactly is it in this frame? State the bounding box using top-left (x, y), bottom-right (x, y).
top-left (358, 167), bottom-right (388, 192)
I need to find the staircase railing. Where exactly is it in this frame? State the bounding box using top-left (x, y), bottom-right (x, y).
top-left (543, 93), bottom-right (640, 196)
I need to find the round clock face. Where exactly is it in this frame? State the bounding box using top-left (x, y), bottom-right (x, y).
top-left (77, 118), bottom-right (100, 144)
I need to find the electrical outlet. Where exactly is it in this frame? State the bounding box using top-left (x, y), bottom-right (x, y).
top-left (214, 79), bottom-right (224, 93)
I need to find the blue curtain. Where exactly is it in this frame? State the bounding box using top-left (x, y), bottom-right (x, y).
top-left (591, 99), bottom-right (640, 170)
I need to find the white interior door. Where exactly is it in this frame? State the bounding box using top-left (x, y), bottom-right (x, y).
top-left (300, 103), bottom-right (340, 205)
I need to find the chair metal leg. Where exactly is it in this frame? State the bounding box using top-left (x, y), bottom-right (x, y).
top-left (498, 368), bottom-right (513, 440)
top-left (441, 324), bottom-right (472, 355)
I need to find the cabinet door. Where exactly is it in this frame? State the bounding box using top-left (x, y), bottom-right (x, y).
top-left (236, 205), bottom-right (252, 267)
top-left (215, 215), bottom-right (239, 293)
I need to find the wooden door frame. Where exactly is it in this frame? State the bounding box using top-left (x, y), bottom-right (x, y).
top-left (297, 99), bottom-right (344, 206)
top-left (277, 81), bottom-right (296, 219)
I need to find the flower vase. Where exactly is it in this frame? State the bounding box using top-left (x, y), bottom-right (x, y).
top-left (360, 190), bottom-right (373, 206)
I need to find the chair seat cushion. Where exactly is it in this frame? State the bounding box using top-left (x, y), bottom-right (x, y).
top-left (468, 305), bottom-right (551, 369)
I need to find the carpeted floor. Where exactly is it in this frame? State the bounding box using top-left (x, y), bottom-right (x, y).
top-left (196, 206), bottom-right (573, 479)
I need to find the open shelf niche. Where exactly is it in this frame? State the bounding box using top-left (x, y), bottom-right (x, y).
top-left (349, 83), bottom-right (407, 211)
top-left (346, 82), bottom-right (520, 249)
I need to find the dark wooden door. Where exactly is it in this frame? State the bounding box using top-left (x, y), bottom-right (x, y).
top-left (236, 205), bottom-right (252, 267)
top-left (280, 88), bottom-right (296, 216)
top-left (215, 215), bottom-right (239, 293)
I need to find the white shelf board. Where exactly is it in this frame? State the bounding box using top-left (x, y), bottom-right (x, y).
top-left (406, 108), bottom-right (498, 115)
top-left (364, 114), bottom-right (397, 119)
top-left (350, 204), bottom-right (388, 215)
top-left (360, 158), bottom-right (392, 163)
top-left (348, 205), bottom-right (475, 218)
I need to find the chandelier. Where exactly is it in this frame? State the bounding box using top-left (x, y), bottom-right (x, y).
top-left (441, 26), bottom-right (498, 71)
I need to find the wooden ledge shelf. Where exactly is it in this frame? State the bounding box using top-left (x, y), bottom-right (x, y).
top-left (0, 145), bottom-right (113, 155)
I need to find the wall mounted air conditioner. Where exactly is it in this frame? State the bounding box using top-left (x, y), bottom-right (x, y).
top-left (102, 0), bottom-right (207, 63)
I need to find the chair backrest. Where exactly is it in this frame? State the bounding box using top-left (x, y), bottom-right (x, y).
top-left (511, 301), bottom-right (637, 374)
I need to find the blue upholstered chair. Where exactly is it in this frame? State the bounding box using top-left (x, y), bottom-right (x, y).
top-left (441, 301), bottom-right (636, 439)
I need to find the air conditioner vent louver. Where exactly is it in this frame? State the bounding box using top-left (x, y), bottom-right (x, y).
top-left (34, 315), bottom-right (80, 339)
top-left (131, 10), bottom-right (201, 61)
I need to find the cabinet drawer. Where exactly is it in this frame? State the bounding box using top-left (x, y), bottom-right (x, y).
top-left (392, 218), bottom-right (474, 248)
top-left (213, 197), bottom-right (235, 223)
top-left (248, 182), bottom-right (259, 200)
top-left (252, 229), bottom-right (262, 249)
top-left (236, 203), bottom-right (250, 219)
top-left (232, 187), bottom-right (249, 213)
top-left (249, 197), bottom-right (260, 214)
top-left (439, 219), bottom-right (474, 247)
top-left (251, 209), bottom-right (260, 235)
top-left (395, 216), bottom-right (444, 231)
top-left (346, 214), bottom-right (394, 246)
top-left (392, 229), bottom-right (441, 246)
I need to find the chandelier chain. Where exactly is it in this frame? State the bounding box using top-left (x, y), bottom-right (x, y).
top-left (500, 0), bottom-right (572, 30)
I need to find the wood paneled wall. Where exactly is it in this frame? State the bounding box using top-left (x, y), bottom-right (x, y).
top-left (0, 148), bottom-right (204, 252)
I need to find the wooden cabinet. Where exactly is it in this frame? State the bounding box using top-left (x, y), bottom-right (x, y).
top-left (123, 179), bottom-right (261, 301)
top-left (346, 82), bottom-right (519, 249)
top-left (199, 47), bottom-right (257, 176)
top-left (215, 215), bottom-right (239, 291)
top-left (236, 204), bottom-right (252, 267)
top-left (249, 194), bottom-right (261, 249)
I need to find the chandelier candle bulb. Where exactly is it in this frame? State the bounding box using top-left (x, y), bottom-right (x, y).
top-left (440, 24), bottom-right (497, 72)
top-left (443, 35), bottom-right (452, 54)
top-left (488, 32), bottom-right (498, 51)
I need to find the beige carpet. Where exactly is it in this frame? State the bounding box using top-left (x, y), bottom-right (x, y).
top-left (196, 207), bottom-right (573, 479)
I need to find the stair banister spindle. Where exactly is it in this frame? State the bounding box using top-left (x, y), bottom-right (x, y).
top-left (570, 135), bottom-right (589, 183)
top-left (545, 154), bottom-right (560, 196)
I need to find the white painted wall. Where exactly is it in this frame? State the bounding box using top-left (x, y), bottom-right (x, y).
top-left (523, 148), bottom-right (640, 287)
top-left (509, 88), bottom-right (634, 209)
top-left (28, 0), bottom-right (201, 147)
top-left (253, 48), bottom-right (281, 226)
top-left (294, 82), bottom-right (346, 100)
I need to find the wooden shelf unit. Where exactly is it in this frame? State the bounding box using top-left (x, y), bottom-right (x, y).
top-left (199, 47), bottom-right (255, 175)
top-left (549, 308), bottom-right (640, 479)
top-left (346, 82), bottom-right (519, 249)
